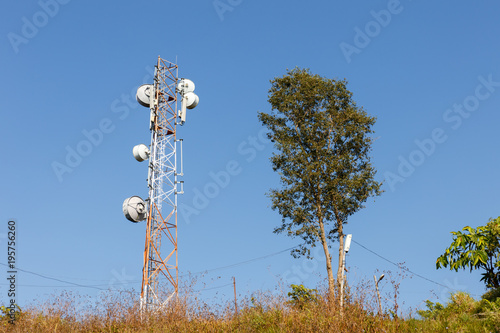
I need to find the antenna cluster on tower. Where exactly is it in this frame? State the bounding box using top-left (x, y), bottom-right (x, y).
top-left (121, 56), bottom-right (199, 311)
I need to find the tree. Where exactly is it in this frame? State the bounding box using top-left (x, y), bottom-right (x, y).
top-left (436, 217), bottom-right (500, 288)
top-left (258, 68), bottom-right (382, 300)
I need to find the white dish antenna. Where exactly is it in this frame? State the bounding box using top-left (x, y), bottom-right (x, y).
top-left (184, 92), bottom-right (199, 109)
top-left (177, 78), bottom-right (199, 125)
top-left (177, 79), bottom-right (195, 94)
top-left (123, 196), bottom-right (148, 222)
top-left (133, 144), bottom-right (150, 162)
top-left (136, 84), bottom-right (153, 107)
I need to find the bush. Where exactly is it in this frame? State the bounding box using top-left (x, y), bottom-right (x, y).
top-left (418, 290), bottom-right (500, 332)
top-left (481, 287), bottom-right (500, 302)
top-left (287, 284), bottom-right (320, 309)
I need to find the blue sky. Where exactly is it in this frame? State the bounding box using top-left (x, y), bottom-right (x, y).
top-left (1, 0), bottom-right (500, 314)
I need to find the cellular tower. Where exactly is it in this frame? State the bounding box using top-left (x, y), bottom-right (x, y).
top-left (122, 56), bottom-right (199, 311)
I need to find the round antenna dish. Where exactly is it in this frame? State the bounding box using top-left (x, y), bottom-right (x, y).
top-left (184, 92), bottom-right (199, 109)
top-left (123, 196), bottom-right (147, 222)
top-left (133, 144), bottom-right (150, 162)
top-left (177, 79), bottom-right (195, 94)
top-left (136, 84), bottom-right (153, 107)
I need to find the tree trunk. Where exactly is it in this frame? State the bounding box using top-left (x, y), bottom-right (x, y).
top-left (337, 221), bottom-right (344, 286)
top-left (337, 221), bottom-right (344, 307)
top-left (318, 216), bottom-right (335, 302)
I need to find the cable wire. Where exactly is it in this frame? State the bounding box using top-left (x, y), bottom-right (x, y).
top-left (0, 240), bottom-right (476, 297)
top-left (186, 244), bottom-right (302, 276)
top-left (0, 262), bottom-right (105, 291)
top-left (0, 244), bottom-right (303, 290)
top-left (195, 283), bottom-right (233, 293)
top-left (351, 239), bottom-right (480, 295)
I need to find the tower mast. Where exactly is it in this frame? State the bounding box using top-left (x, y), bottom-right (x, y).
top-left (123, 56), bottom-right (198, 312)
top-left (141, 56), bottom-right (179, 310)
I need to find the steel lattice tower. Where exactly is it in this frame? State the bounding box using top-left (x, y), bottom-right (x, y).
top-left (141, 57), bottom-right (179, 310)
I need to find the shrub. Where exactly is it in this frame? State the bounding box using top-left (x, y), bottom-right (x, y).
top-left (287, 284), bottom-right (320, 309)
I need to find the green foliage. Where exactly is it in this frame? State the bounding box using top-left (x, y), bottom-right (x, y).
top-left (436, 217), bottom-right (500, 288)
top-left (418, 291), bottom-right (500, 331)
top-left (418, 300), bottom-right (445, 320)
top-left (259, 68), bottom-right (382, 255)
top-left (481, 286), bottom-right (500, 302)
top-left (287, 284), bottom-right (319, 309)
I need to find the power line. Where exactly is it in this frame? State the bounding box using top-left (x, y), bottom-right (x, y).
top-left (351, 239), bottom-right (479, 295)
top-left (0, 244), bottom-right (303, 290)
top-left (187, 244), bottom-right (302, 276)
top-left (0, 284), bottom-right (104, 289)
top-left (0, 241), bottom-right (478, 297)
top-left (0, 262), bottom-right (105, 291)
top-left (195, 283), bottom-right (233, 293)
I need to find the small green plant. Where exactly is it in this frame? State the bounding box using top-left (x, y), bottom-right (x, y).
top-left (481, 286), bottom-right (500, 302)
top-left (418, 300), bottom-right (445, 320)
top-left (474, 290), bottom-right (500, 325)
top-left (287, 284), bottom-right (319, 309)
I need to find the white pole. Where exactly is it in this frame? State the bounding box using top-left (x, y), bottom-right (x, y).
top-left (340, 234), bottom-right (352, 309)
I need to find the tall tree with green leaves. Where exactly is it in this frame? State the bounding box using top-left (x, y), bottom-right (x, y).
top-left (258, 68), bottom-right (382, 299)
top-left (436, 217), bottom-right (500, 288)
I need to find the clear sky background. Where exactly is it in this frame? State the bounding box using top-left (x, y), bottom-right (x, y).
top-left (1, 0), bottom-right (499, 314)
